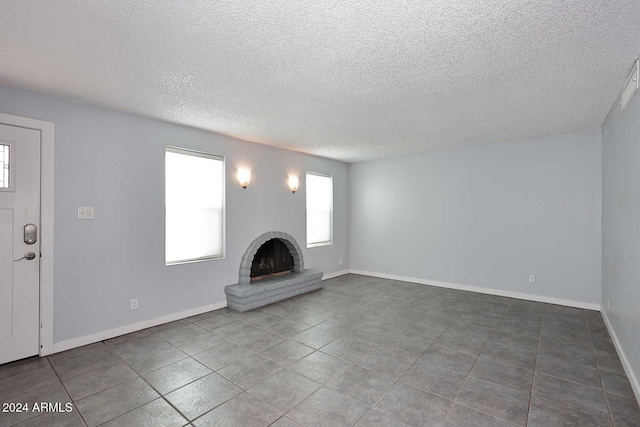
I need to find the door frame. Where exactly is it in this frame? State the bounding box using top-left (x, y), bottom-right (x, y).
top-left (0, 112), bottom-right (55, 357)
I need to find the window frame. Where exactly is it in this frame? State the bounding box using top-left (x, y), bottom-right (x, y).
top-left (305, 171), bottom-right (333, 248)
top-left (0, 140), bottom-right (16, 192)
top-left (164, 146), bottom-right (226, 265)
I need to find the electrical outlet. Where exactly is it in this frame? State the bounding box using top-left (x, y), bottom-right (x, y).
top-left (78, 206), bottom-right (95, 220)
top-left (339, 259), bottom-right (343, 265)
top-left (529, 275), bottom-right (536, 284)
top-left (130, 299), bottom-right (138, 310)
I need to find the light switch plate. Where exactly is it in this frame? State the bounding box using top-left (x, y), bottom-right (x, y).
top-left (78, 206), bottom-right (95, 220)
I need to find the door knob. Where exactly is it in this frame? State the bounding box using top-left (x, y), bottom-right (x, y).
top-left (14, 252), bottom-right (36, 261)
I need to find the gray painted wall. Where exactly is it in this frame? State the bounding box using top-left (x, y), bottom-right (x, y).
top-left (0, 85), bottom-right (349, 343)
top-left (349, 131), bottom-right (602, 305)
top-left (602, 86), bottom-right (640, 395)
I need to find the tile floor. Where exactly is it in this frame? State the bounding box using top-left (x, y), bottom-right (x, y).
top-left (1, 274), bottom-right (639, 426)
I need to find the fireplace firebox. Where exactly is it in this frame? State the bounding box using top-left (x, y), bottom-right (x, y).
top-left (250, 238), bottom-right (294, 281)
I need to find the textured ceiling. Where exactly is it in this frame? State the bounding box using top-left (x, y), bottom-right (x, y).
top-left (1, 1), bottom-right (640, 162)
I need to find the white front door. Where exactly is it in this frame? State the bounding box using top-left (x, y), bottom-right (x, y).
top-left (0, 124), bottom-right (41, 364)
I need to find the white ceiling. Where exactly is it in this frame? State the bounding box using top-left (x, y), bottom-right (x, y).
top-left (1, 1), bottom-right (640, 162)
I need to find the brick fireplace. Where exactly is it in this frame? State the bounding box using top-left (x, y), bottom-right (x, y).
top-left (225, 232), bottom-right (323, 311)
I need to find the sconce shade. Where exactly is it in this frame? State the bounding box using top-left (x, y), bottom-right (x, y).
top-left (288, 176), bottom-right (299, 193)
top-left (237, 169), bottom-right (251, 188)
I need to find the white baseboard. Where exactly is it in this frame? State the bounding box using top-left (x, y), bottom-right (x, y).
top-left (323, 270), bottom-right (350, 280)
top-left (601, 310), bottom-right (640, 404)
top-left (52, 301), bottom-right (227, 354)
top-left (348, 269), bottom-right (601, 311)
top-left (52, 269), bottom-right (349, 354)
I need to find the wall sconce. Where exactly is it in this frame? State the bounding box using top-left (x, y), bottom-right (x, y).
top-left (288, 176), bottom-right (299, 193)
top-left (237, 169), bottom-right (251, 189)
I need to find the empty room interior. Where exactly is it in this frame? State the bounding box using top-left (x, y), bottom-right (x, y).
top-left (1, 1), bottom-right (640, 426)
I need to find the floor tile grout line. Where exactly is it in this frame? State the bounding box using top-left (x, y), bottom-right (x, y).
top-left (0, 378), bottom-right (61, 406)
top-left (0, 358), bottom-right (53, 383)
top-left (4, 357), bottom-right (82, 427)
top-left (49, 354), bottom-right (123, 378)
top-left (48, 346), bottom-right (124, 382)
top-left (530, 308), bottom-right (618, 425)
top-left (278, 385), bottom-right (325, 425)
top-left (269, 298), bottom-right (435, 425)
top-left (132, 329), bottom-right (274, 424)
top-left (135, 372), bottom-right (196, 425)
top-left (168, 388), bottom-right (239, 425)
top-left (144, 354), bottom-right (214, 385)
top-left (450, 401), bottom-right (523, 427)
top-left (58, 366), bottom-right (139, 402)
top-left (247, 292), bottom-right (384, 424)
top-left (45, 355), bottom-right (90, 427)
top-left (316, 340), bottom-right (375, 366)
top-left (355, 307), bottom-right (463, 426)
top-left (91, 397), bottom-right (186, 427)
top-left (530, 381), bottom-right (615, 417)
top-left (440, 299), bottom-right (513, 426)
top-left (352, 408), bottom-right (411, 427)
top-left (136, 346), bottom-right (281, 425)
top-left (73, 334), bottom-right (192, 426)
top-left (533, 370), bottom-right (609, 391)
top-left (588, 310), bottom-right (618, 426)
top-left (71, 376), bottom-right (157, 423)
top-left (243, 376), bottom-right (312, 417)
top-left (216, 357), bottom-right (286, 391)
top-left (604, 388), bottom-right (639, 400)
top-left (281, 315), bottom-right (422, 425)
top-left (526, 300), bottom-right (545, 427)
top-left (252, 308), bottom-right (379, 425)
top-left (269, 416), bottom-right (301, 427)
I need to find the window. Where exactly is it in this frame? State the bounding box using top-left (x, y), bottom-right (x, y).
top-left (306, 172), bottom-right (333, 247)
top-left (0, 144), bottom-right (9, 189)
top-left (165, 147), bottom-right (224, 264)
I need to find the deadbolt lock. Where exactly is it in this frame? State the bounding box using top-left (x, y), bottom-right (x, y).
top-left (24, 223), bottom-right (37, 245)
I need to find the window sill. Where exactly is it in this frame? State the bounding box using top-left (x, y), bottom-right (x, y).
top-left (307, 242), bottom-right (333, 249)
top-left (166, 255), bottom-right (225, 266)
